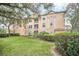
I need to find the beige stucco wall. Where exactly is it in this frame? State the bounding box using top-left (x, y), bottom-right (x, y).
top-left (46, 13), bottom-right (55, 33)
top-left (38, 12), bottom-right (65, 34)
top-left (54, 13), bottom-right (64, 29)
top-left (38, 16), bottom-right (42, 33)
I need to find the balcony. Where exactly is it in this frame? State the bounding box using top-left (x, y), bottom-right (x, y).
top-left (34, 24), bottom-right (38, 30)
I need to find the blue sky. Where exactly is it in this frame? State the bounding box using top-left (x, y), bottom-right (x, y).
top-left (39, 3), bottom-right (68, 15)
top-left (53, 3), bottom-right (68, 11)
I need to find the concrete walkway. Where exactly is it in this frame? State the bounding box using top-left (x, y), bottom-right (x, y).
top-left (48, 42), bottom-right (61, 56)
top-left (50, 46), bottom-right (61, 56)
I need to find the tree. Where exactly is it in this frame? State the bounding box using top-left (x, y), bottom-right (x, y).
top-left (0, 17), bottom-right (17, 35)
top-left (0, 3), bottom-right (54, 35)
top-left (65, 3), bottom-right (79, 32)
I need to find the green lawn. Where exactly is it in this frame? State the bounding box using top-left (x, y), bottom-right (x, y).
top-left (0, 36), bottom-right (54, 56)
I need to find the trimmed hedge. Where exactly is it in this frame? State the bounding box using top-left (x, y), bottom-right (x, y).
top-left (0, 34), bottom-right (9, 38)
top-left (41, 34), bottom-right (55, 42)
top-left (54, 32), bottom-right (79, 56)
top-left (36, 32), bottom-right (51, 41)
top-left (56, 38), bottom-right (79, 56)
top-left (37, 32), bottom-right (79, 42)
top-left (35, 32), bottom-right (48, 38)
top-left (9, 33), bottom-right (20, 36)
top-left (37, 32), bottom-right (79, 56)
top-left (0, 33), bottom-right (20, 38)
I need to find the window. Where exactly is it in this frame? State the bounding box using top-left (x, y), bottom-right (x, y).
top-left (43, 24), bottom-right (45, 27)
top-left (34, 30), bottom-right (38, 33)
top-left (42, 23), bottom-right (45, 27)
top-left (34, 24), bottom-right (38, 29)
top-left (50, 23), bottom-right (53, 26)
top-left (29, 25), bottom-right (32, 28)
top-left (30, 25), bottom-right (32, 28)
top-left (34, 18), bottom-right (38, 23)
top-left (29, 25), bottom-right (30, 28)
top-left (29, 19), bottom-right (32, 22)
top-left (43, 17), bottom-right (45, 20)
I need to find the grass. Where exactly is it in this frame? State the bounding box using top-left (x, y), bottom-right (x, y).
top-left (0, 36), bottom-right (54, 56)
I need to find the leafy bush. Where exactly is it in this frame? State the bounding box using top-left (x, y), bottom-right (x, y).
top-left (0, 28), bottom-right (6, 34)
top-left (34, 32), bottom-right (79, 55)
top-left (33, 33), bottom-right (38, 38)
top-left (0, 33), bottom-right (20, 38)
top-left (37, 32), bottom-right (79, 55)
top-left (38, 32), bottom-right (49, 36)
top-left (42, 34), bottom-right (55, 42)
top-left (56, 38), bottom-right (79, 56)
top-left (55, 32), bottom-right (79, 56)
top-left (0, 28), bottom-right (9, 38)
top-left (0, 34), bottom-right (9, 38)
top-left (37, 32), bottom-right (49, 39)
top-left (9, 33), bottom-right (20, 36)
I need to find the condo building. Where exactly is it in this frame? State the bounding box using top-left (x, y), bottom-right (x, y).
top-left (26, 12), bottom-right (65, 35)
top-left (9, 11), bottom-right (65, 35)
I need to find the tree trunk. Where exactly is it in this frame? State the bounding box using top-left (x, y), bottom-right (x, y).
top-left (71, 24), bottom-right (74, 32)
top-left (70, 27), bottom-right (73, 32)
top-left (71, 29), bottom-right (73, 32)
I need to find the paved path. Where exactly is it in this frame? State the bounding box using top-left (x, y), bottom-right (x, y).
top-left (50, 46), bottom-right (61, 56)
top-left (48, 42), bottom-right (61, 56)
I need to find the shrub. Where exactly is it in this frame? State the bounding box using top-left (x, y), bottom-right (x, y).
top-left (37, 32), bottom-right (49, 39)
top-left (36, 32), bottom-right (56, 42)
top-left (66, 39), bottom-right (79, 56)
top-left (55, 32), bottom-right (79, 56)
top-left (38, 32), bottom-right (49, 36)
top-left (0, 28), bottom-right (8, 38)
top-left (9, 33), bottom-right (20, 36)
top-left (0, 28), bottom-right (6, 34)
top-left (0, 34), bottom-right (9, 38)
top-left (0, 33), bottom-right (20, 38)
top-left (56, 38), bottom-right (79, 56)
top-left (36, 32), bottom-right (79, 56)
top-left (33, 33), bottom-right (38, 38)
top-left (37, 32), bottom-right (79, 41)
top-left (42, 34), bottom-right (55, 42)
